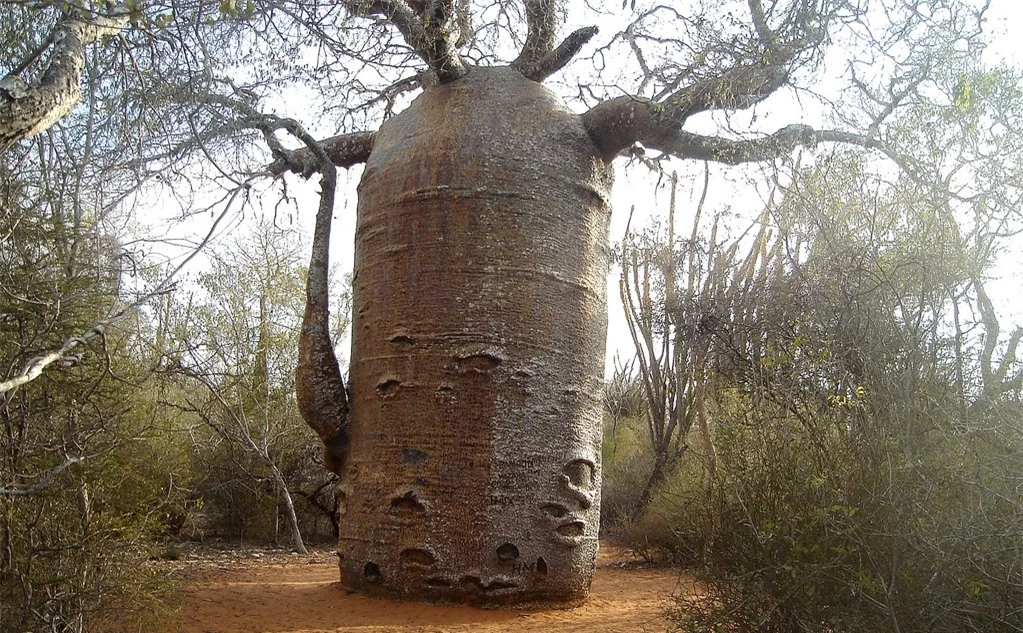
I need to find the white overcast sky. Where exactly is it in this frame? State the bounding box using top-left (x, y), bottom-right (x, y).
top-left (141, 1), bottom-right (1023, 378)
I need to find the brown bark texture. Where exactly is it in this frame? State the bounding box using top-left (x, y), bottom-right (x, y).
top-left (339, 66), bottom-right (612, 607)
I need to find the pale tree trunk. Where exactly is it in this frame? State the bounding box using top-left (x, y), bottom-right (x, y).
top-left (1, 10), bottom-right (128, 147)
top-left (254, 293), bottom-right (308, 555)
top-left (264, 458), bottom-right (308, 555)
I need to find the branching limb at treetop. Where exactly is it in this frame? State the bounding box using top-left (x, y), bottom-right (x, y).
top-left (342, 0), bottom-right (467, 83)
top-left (0, 6), bottom-right (130, 148)
top-left (583, 0), bottom-right (832, 161)
top-left (582, 96), bottom-right (914, 168)
top-left (511, 0), bottom-right (559, 71)
top-left (268, 131), bottom-right (376, 176)
top-left (516, 26), bottom-right (599, 82)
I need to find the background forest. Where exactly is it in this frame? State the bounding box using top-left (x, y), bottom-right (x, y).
top-left (2, 0), bottom-right (1022, 632)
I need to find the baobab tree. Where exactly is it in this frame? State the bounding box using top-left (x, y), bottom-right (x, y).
top-left (3, 0), bottom-right (999, 610)
top-left (274, 0), bottom-right (990, 607)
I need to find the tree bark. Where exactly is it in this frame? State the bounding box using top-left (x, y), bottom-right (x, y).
top-left (293, 128), bottom-right (352, 477)
top-left (269, 131), bottom-right (375, 177)
top-left (339, 66), bottom-right (611, 607)
top-left (342, 0), bottom-right (467, 83)
top-left (0, 11), bottom-right (127, 148)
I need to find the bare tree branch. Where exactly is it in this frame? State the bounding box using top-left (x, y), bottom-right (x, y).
top-left (1, 7), bottom-right (130, 148)
top-left (342, 0), bottom-right (467, 83)
top-left (511, 0), bottom-right (559, 71)
top-left (516, 26), bottom-right (598, 82)
top-left (0, 455), bottom-right (85, 496)
top-left (0, 182), bottom-right (239, 397)
top-left (583, 0), bottom-right (834, 162)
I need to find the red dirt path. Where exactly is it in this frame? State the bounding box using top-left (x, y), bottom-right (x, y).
top-left (173, 542), bottom-right (693, 633)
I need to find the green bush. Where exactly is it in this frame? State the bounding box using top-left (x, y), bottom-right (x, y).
top-left (600, 409), bottom-right (650, 530)
top-left (668, 396), bottom-right (1023, 633)
top-left (1, 164), bottom-right (181, 633)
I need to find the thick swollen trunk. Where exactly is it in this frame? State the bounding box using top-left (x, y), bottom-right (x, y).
top-left (339, 66), bottom-right (612, 607)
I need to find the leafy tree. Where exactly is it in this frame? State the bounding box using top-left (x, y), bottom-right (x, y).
top-left (0, 157), bottom-right (175, 633)
top-left (633, 154), bottom-right (1023, 633)
top-left (166, 220), bottom-right (348, 552)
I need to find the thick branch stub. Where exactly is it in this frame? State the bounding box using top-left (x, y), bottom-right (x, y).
top-left (269, 131), bottom-right (375, 176)
top-left (512, 0), bottom-right (560, 70)
top-left (515, 26), bottom-right (598, 82)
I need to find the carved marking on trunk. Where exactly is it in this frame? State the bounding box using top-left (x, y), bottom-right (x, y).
top-left (496, 543), bottom-right (520, 561)
top-left (512, 559), bottom-right (536, 574)
top-left (390, 490), bottom-right (426, 513)
top-left (426, 576), bottom-right (452, 587)
top-left (536, 557), bottom-right (548, 577)
top-left (555, 521), bottom-right (585, 538)
top-left (453, 352), bottom-right (503, 374)
top-left (400, 548), bottom-right (436, 567)
top-left (376, 377), bottom-right (402, 397)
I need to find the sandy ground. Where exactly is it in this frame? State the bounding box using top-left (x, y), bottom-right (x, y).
top-left (172, 542), bottom-right (693, 633)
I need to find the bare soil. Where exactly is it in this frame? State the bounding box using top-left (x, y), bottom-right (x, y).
top-left (171, 541), bottom-right (694, 633)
